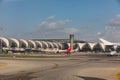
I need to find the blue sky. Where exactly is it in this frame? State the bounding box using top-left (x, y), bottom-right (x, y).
top-left (0, 0), bottom-right (120, 41)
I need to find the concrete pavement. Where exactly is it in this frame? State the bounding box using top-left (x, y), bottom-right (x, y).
top-left (0, 53), bottom-right (120, 80)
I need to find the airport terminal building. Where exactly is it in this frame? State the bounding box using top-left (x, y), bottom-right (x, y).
top-left (0, 36), bottom-right (118, 54)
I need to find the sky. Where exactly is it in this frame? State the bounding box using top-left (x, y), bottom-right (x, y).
top-left (0, 0), bottom-right (120, 42)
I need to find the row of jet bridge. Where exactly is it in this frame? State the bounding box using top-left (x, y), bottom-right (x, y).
top-left (0, 37), bottom-right (117, 54)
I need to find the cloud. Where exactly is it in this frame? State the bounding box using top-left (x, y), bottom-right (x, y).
top-left (100, 14), bottom-right (120, 41)
top-left (107, 14), bottom-right (120, 27)
top-left (63, 28), bottom-right (79, 34)
top-left (97, 32), bottom-right (101, 35)
top-left (39, 19), bottom-right (70, 29)
top-left (29, 16), bottom-right (72, 38)
top-left (47, 16), bottom-right (55, 20)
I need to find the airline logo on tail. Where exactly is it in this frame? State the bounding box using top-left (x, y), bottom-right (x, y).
top-left (66, 46), bottom-right (72, 52)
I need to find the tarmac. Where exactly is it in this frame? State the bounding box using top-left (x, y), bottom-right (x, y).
top-left (0, 52), bottom-right (120, 80)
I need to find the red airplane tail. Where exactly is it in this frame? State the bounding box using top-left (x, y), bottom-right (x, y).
top-left (66, 45), bottom-right (72, 52)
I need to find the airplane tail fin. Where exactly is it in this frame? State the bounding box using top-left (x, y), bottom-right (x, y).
top-left (66, 45), bottom-right (72, 52)
top-left (99, 38), bottom-right (113, 45)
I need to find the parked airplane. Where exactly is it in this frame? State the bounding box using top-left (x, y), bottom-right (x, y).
top-left (56, 45), bottom-right (72, 54)
top-left (40, 45), bottom-right (79, 54)
top-left (40, 46), bottom-right (72, 54)
top-left (57, 43), bottom-right (80, 54)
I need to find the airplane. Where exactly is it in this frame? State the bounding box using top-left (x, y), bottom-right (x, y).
top-left (99, 38), bottom-right (120, 55)
top-left (40, 46), bottom-right (72, 54)
top-left (40, 43), bottom-right (79, 54)
top-left (56, 45), bottom-right (72, 54)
